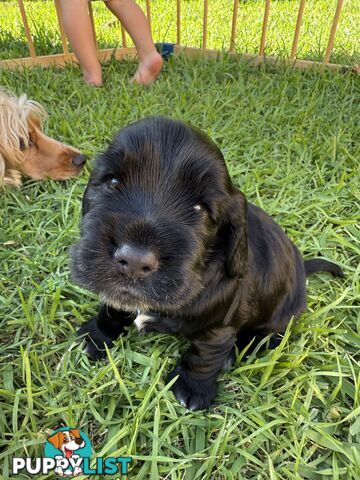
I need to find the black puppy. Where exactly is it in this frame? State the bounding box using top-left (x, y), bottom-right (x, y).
top-left (71, 117), bottom-right (343, 410)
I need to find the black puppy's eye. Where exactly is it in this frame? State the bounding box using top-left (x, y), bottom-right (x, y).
top-left (106, 176), bottom-right (121, 189)
top-left (194, 204), bottom-right (207, 215)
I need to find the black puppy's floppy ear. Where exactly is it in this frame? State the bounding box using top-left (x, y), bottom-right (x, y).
top-left (82, 183), bottom-right (92, 216)
top-left (222, 191), bottom-right (248, 278)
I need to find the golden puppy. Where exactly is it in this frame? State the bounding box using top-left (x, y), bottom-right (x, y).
top-left (0, 89), bottom-right (86, 187)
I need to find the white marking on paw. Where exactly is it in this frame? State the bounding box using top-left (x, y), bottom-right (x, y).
top-left (176, 393), bottom-right (188, 408)
top-left (134, 312), bottom-right (154, 331)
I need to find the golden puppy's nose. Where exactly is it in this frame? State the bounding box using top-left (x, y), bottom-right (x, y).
top-left (72, 154), bottom-right (87, 167)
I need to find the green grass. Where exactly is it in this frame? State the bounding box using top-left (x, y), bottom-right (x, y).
top-left (0, 0), bottom-right (359, 65)
top-left (0, 33), bottom-right (360, 480)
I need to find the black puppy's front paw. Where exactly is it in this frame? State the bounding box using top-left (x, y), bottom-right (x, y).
top-left (78, 317), bottom-right (113, 360)
top-left (167, 365), bottom-right (217, 411)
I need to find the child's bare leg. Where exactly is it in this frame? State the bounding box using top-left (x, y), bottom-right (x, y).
top-left (105, 0), bottom-right (163, 85)
top-left (59, 0), bottom-right (103, 86)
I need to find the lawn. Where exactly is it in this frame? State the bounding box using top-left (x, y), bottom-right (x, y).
top-left (1, 2), bottom-right (360, 480)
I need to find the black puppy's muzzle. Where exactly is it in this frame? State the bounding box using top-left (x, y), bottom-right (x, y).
top-left (114, 244), bottom-right (159, 280)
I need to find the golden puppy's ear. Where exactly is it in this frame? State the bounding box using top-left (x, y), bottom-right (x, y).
top-left (0, 151), bottom-right (5, 186)
top-left (0, 149), bottom-right (23, 187)
top-left (47, 432), bottom-right (65, 450)
top-left (69, 429), bottom-right (80, 438)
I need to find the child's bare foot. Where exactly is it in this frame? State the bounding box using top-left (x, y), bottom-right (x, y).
top-left (83, 75), bottom-right (103, 87)
top-left (133, 52), bottom-right (163, 85)
top-left (83, 68), bottom-right (103, 87)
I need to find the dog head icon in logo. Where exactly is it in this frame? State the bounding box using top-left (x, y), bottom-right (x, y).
top-left (48, 429), bottom-right (84, 458)
top-left (44, 427), bottom-right (92, 476)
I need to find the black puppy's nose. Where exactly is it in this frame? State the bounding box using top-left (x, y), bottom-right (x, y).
top-left (115, 244), bottom-right (158, 279)
top-left (72, 154), bottom-right (87, 167)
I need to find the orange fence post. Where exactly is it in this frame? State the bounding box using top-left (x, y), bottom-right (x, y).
top-left (88, 1), bottom-right (98, 51)
top-left (259, 0), bottom-right (271, 56)
top-left (290, 0), bottom-right (306, 61)
top-left (54, 0), bottom-right (70, 58)
top-left (120, 24), bottom-right (127, 48)
top-left (146, 0), bottom-right (152, 33)
top-left (176, 0), bottom-right (181, 46)
top-left (229, 0), bottom-right (239, 53)
top-left (18, 0), bottom-right (37, 58)
top-left (324, 0), bottom-right (344, 64)
top-left (203, 0), bottom-right (208, 51)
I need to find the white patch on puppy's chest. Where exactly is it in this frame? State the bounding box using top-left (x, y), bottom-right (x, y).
top-left (134, 310), bottom-right (154, 331)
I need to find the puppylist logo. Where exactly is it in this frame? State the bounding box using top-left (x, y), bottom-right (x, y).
top-left (12, 427), bottom-right (132, 476)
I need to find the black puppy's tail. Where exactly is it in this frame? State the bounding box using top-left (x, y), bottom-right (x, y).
top-left (304, 259), bottom-right (344, 278)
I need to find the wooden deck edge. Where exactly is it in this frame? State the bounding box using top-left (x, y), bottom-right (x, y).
top-left (173, 46), bottom-right (360, 74)
top-left (0, 45), bottom-right (358, 75)
top-left (0, 47), bottom-right (137, 69)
